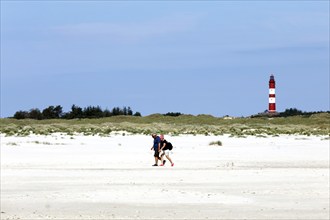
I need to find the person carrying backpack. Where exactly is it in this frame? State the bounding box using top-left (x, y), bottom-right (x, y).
top-left (159, 134), bottom-right (174, 167)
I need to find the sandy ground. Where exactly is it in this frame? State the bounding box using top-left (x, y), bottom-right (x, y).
top-left (0, 133), bottom-right (329, 220)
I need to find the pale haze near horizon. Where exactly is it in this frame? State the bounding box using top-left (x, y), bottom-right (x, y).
top-left (1, 1), bottom-right (329, 117)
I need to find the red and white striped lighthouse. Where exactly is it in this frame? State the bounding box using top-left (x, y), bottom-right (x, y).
top-left (268, 74), bottom-right (276, 113)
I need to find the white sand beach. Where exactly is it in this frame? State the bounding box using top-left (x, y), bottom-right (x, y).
top-left (1, 134), bottom-right (329, 220)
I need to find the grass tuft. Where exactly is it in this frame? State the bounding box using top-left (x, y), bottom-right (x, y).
top-left (209, 141), bottom-right (222, 146)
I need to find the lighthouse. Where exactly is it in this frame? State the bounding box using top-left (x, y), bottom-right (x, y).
top-left (268, 74), bottom-right (276, 113)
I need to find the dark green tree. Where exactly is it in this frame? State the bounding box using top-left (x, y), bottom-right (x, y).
top-left (164, 112), bottom-right (183, 117)
top-left (29, 108), bottom-right (43, 120)
top-left (123, 106), bottom-right (128, 115)
top-left (83, 106), bottom-right (103, 118)
top-left (103, 109), bottom-right (112, 117)
top-left (42, 105), bottom-right (63, 119)
top-left (127, 107), bottom-right (133, 116)
top-left (64, 104), bottom-right (84, 119)
top-left (279, 108), bottom-right (303, 117)
top-left (111, 107), bottom-right (121, 116)
top-left (13, 111), bottom-right (29, 119)
top-left (133, 112), bottom-right (142, 117)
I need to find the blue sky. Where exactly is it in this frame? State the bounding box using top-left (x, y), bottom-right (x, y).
top-left (1, 1), bottom-right (329, 117)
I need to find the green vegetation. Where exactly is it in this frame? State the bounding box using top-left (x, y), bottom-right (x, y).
top-left (209, 141), bottom-right (223, 146)
top-left (1, 113), bottom-right (329, 137)
top-left (163, 112), bottom-right (183, 117)
top-left (6, 142), bottom-right (18, 146)
top-left (13, 105), bottom-right (141, 120)
top-left (29, 141), bottom-right (66, 145)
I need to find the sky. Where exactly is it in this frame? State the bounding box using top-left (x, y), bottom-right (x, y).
top-left (1, 1), bottom-right (329, 117)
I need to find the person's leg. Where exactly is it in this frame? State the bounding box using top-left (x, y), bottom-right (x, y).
top-left (166, 155), bottom-right (173, 164)
top-left (153, 151), bottom-right (159, 166)
top-left (160, 152), bottom-right (166, 166)
top-left (164, 150), bottom-right (173, 165)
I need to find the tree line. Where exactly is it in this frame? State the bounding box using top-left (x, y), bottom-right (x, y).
top-left (278, 108), bottom-right (329, 117)
top-left (163, 112), bottom-right (183, 117)
top-left (13, 105), bottom-right (142, 120)
top-left (252, 108), bottom-right (329, 118)
top-left (12, 106), bottom-right (328, 120)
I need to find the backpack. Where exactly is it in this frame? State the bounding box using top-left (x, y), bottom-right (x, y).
top-left (167, 142), bottom-right (173, 150)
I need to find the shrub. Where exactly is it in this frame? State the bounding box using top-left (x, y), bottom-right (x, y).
top-left (163, 112), bottom-right (183, 117)
top-left (13, 111), bottom-right (29, 119)
top-left (134, 112), bottom-right (142, 117)
top-left (209, 141), bottom-right (222, 146)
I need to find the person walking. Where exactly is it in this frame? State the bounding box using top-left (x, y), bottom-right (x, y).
top-left (159, 134), bottom-right (174, 167)
top-left (150, 133), bottom-right (161, 166)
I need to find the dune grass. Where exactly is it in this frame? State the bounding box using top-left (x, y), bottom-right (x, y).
top-left (0, 113), bottom-right (329, 137)
top-left (209, 141), bottom-right (223, 146)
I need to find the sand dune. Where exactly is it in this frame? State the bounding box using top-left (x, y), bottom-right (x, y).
top-left (1, 134), bottom-right (329, 219)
